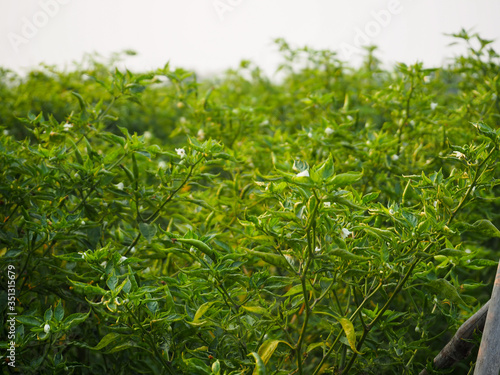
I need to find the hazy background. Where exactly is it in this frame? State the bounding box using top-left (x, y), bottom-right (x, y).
top-left (1, 0), bottom-right (499, 77)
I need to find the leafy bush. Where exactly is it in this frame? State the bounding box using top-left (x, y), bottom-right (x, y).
top-left (1, 30), bottom-right (500, 374)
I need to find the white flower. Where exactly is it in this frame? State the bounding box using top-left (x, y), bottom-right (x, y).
top-left (423, 76), bottom-right (431, 83)
top-left (324, 201), bottom-right (331, 208)
top-left (175, 148), bottom-right (186, 158)
top-left (389, 209), bottom-right (394, 215)
top-left (285, 233), bottom-right (292, 239)
top-left (79, 251), bottom-right (87, 259)
top-left (260, 120), bottom-right (269, 126)
top-left (63, 123), bottom-right (73, 130)
top-left (143, 131), bottom-right (152, 140)
top-left (307, 132), bottom-right (313, 138)
top-left (116, 182), bottom-right (124, 190)
top-left (3, 129), bottom-right (9, 136)
top-left (347, 115), bottom-right (353, 121)
top-left (81, 220), bottom-right (86, 225)
top-left (296, 170), bottom-right (309, 177)
top-left (119, 256), bottom-right (127, 264)
top-left (158, 161), bottom-right (167, 169)
top-left (325, 127), bottom-right (334, 135)
top-left (391, 154), bottom-right (399, 161)
top-left (410, 120), bottom-right (415, 126)
top-left (197, 129), bottom-right (205, 140)
top-left (492, 93), bottom-right (497, 101)
top-left (465, 249), bottom-right (471, 254)
top-left (130, 246), bottom-right (136, 254)
top-left (341, 228), bottom-right (352, 239)
top-left (43, 324), bottom-right (50, 333)
top-left (451, 151), bottom-right (465, 159)
top-left (433, 200), bottom-right (438, 208)
top-left (100, 261), bottom-right (107, 268)
top-left (430, 102), bottom-right (438, 110)
top-left (179, 117), bottom-right (187, 124)
top-left (315, 246), bottom-right (321, 253)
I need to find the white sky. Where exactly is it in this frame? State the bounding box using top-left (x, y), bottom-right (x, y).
top-left (1, 0), bottom-right (499, 77)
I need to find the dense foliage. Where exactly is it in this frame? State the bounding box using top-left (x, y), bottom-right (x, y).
top-left (1, 30), bottom-right (500, 374)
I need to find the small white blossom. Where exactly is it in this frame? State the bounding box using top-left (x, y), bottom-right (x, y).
top-left (391, 154), bottom-right (399, 161)
top-left (296, 170), bottom-right (309, 177)
top-left (430, 102), bottom-right (438, 110)
top-left (341, 228), bottom-right (352, 239)
top-left (179, 117), bottom-right (187, 124)
top-left (197, 128), bottom-right (205, 140)
top-left (410, 120), bottom-right (415, 126)
top-left (81, 220), bottom-right (86, 225)
top-left (347, 115), bottom-right (353, 121)
top-left (324, 201), bottom-right (331, 208)
top-left (130, 246), bottom-right (136, 254)
top-left (79, 251), bottom-right (87, 259)
top-left (119, 256), bottom-right (127, 264)
top-left (158, 161), bottom-right (167, 169)
top-left (3, 129), bottom-right (9, 136)
top-left (285, 233), bottom-right (292, 239)
top-left (389, 209), bottom-right (394, 215)
top-left (433, 200), bottom-right (438, 208)
top-left (44, 324), bottom-right (50, 333)
top-left (492, 93), bottom-right (497, 101)
top-left (175, 148), bottom-right (186, 158)
top-left (100, 261), bottom-right (107, 268)
top-left (143, 131), bottom-right (152, 140)
top-left (325, 127), bottom-right (334, 135)
top-left (307, 132), bottom-right (313, 138)
top-left (451, 151), bottom-right (465, 159)
top-left (423, 76), bottom-right (431, 83)
top-left (116, 182), bottom-right (124, 190)
top-left (465, 249), bottom-right (471, 254)
top-left (315, 246), bottom-right (321, 253)
top-left (260, 120), bottom-right (269, 126)
top-left (63, 123), bottom-right (73, 130)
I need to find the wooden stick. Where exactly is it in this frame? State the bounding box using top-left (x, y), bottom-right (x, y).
top-left (474, 259), bottom-right (500, 375)
top-left (419, 300), bottom-right (490, 375)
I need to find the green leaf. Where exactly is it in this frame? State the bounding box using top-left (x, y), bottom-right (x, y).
top-left (54, 301), bottom-right (64, 322)
top-left (16, 315), bottom-right (43, 327)
top-left (44, 307), bottom-right (53, 322)
top-left (246, 249), bottom-right (291, 269)
top-left (139, 222), bottom-right (157, 243)
top-left (338, 318), bottom-right (363, 354)
top-left (465, 220), bottom-right (500, 238)
top-left (330, 248), bottom-right (369, 262)
top-left (428, 279), bottom-right (468, 306)
top-left (63, 312), bottom-right (90, 329)
top-left (90, 332), bottom-right (121, 350)
top-left (328, 172), bottom-right (363, 188)
top-left (107, 274), bottom-right (118, 291)
top-left (249, 352), bottom-right (267, 375)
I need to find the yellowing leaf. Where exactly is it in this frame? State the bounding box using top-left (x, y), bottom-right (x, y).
top-left (338, 318), bottom-right (363, 355)
top-left (249, 352), bottom-right (267, 375)
top-left (193, 301), bottom-right (215, 323)
top-left (241, 305), bottom-right (269, 315)
top-left (257, 339), bottom-right (293, 365)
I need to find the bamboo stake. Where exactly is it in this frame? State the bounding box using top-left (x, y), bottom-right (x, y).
top-left (474, 259), bottom-right (500, 375)
top-left (419, 300), bottom-right (490, 375)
